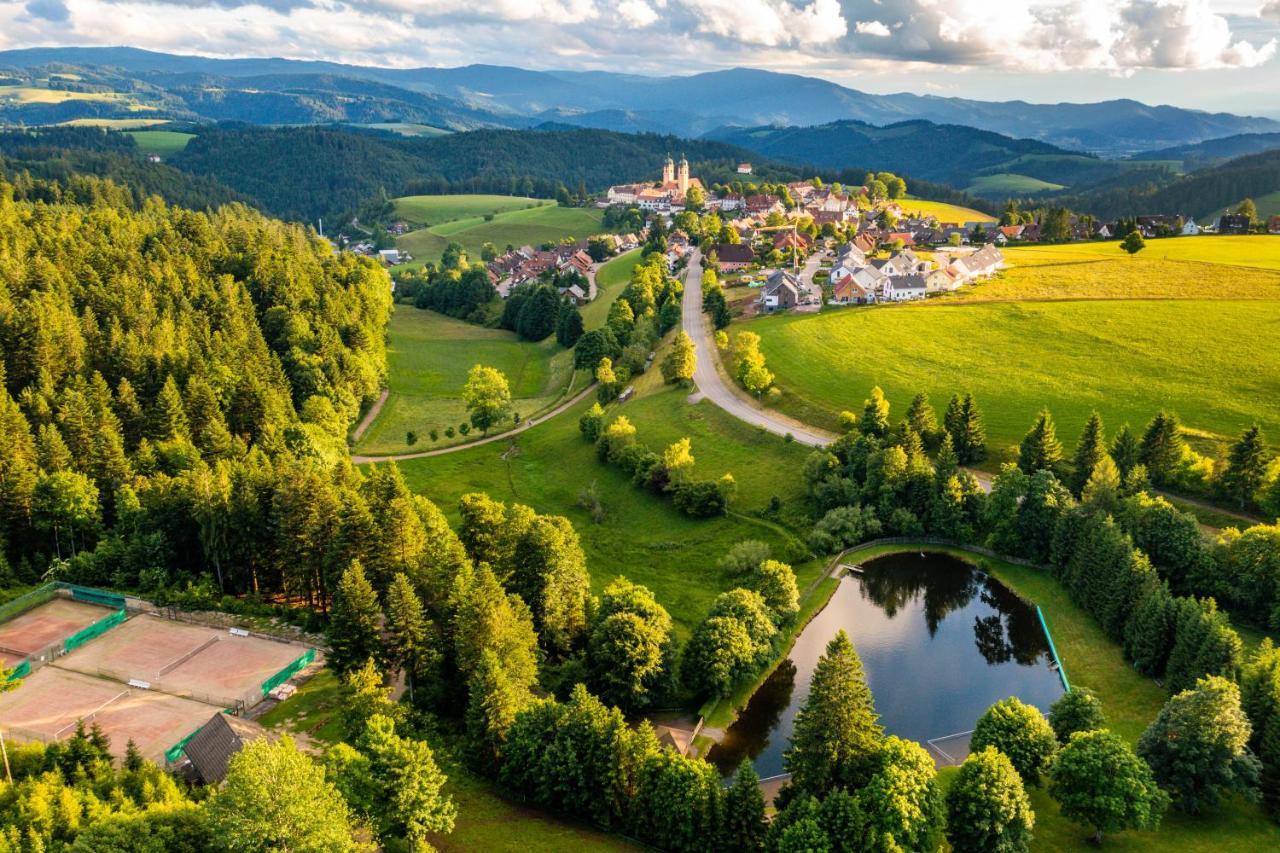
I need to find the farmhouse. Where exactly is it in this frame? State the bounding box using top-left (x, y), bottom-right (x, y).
top-left (830, 275), bottom-right (874, 305)
top-left (1218, 213), bottom-right (1252, 235)
top-left (1268, 216), bottom-right (1280, 235)
top-left (713, 243), bottom-right (754, 271)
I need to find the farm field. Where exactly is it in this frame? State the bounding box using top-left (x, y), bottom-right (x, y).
top-left (61, 117), bottom-right (168, 129)
top-left (128, 129), bottom-right (194, 156)
top-left (353, 308), bottom-right (575, 456)
top-left (0, 85), bottom-right (131, 105)
top-left (965, 173), bottom-right (1066, 195)
top-left (1002, 234), bottom-right (1280, 270)
top-left (391, 383), bottom-right (819, 637)
top-left (392, 194), bottom-right (551, 227)
top-left (852, 543), bottom-right (1280, 852)
top-left (396, 203), bottom-right (604, 265)
top-left (749, 298), bottom-right (1280, 462)
top-left (897, 197), bottom-right (996, 222)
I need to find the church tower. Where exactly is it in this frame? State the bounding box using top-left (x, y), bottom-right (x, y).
top-left (677, 154), bottom-right (689, 195)
top-left (662, 155), bottom-right (675, 185)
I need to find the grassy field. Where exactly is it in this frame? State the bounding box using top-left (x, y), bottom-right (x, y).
top-left (853, 543), bottom-right (1280, 851)
top-left (1209, 191), bottom-right (1280, 223)
top-left (392, 194), bottom-right (551, 227)
top-left (746, 236), bottom-right (1280, 463)
top-left (898, 198), bottom-right (996, 223)
top-left (128, 130), bottom-right (194, 156)
top-left (59, 117), bottom-right (167, 129)
top-left (395, 199), bottom-right (603, 265)
top-left (966, 173), bottom-right (1066, 195)
top-left (582, 249), bottom-right (642, 329)
top-left (750, 298), bottom-right (1280, 463)
top-left (0, 85), bottom-right (129, 105)
top-left (354, 309), bottom-right (575, 456)
top-left (391, 383), bottom-right (820, 637)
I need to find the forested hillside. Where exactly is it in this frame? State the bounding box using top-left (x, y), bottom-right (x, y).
top-left (0, 175), bottom-right (395, 603)
top-left (0, 127), bottom-right (249, 211)
top-left (172, 125), bottom-right (774, 223)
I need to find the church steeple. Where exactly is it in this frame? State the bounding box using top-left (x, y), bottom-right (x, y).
top-left (662, 154), bottom-right (675, 185)
top-left (677, 153), bottom-right (689, 195)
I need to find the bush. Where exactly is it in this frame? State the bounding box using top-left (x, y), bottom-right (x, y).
top-left (673, 480), bottom-right (728, 517)
top-left (718, 540), bottom-right (772, 577)
top-left (808, 504), bottom-right (882, 554)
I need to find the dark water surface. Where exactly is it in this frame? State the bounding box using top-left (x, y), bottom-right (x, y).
top-left (707, 552), bottom-right (1064, 778)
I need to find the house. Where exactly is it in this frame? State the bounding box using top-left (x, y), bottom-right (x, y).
top-left (736, 162), bottom-right (753, 175)
top-left (882, 274), bottom-right (928, 302)
top-left (853, 233), bottom-right (878, 254)
top-left (182, 713), bottom-right (269, 783)
top-left (1181, 219), bottom-right (1202, 236)
top-left (836, 242), bottom-right (867, 266)
top-left (830, 274), bottom-right (874, 305)
top-left (1218, 213), bottom-right (1252, 235)
top-left (1268, 216), bottom-right (1280, 235)
top-left (965, 244), bottom-right (1005, 278)
top-left (885, 231), bottom-right (916, 247)
top-left (925, 268), bottom-right (957, 293)
top-left (761, 270), bottom-right (816, 311)
top-left (716, 192), bottom-right (745, 212)
top-left (746, 194), bottom-right (784, 215)
top-left (712, 243), bottom-right (755, 271)
top-left (772, 231), bottom-right (811, 253)
top-left (378, 248), bottom-right (402, 266)
top-left (997, 225), bottom-right (1024, 241)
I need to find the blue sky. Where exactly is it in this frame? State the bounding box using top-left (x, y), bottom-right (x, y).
top-left (4, 0), bottom-right (1280, 116)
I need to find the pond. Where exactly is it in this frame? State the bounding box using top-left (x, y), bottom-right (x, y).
top-left (707, 551), bottom-right (1065, 778)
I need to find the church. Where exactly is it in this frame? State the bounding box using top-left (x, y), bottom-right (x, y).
top-left (606, 155), bottom-right (705, 211)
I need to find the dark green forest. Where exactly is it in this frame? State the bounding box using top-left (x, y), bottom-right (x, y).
top-left (0, 174), bottom-right (396, 606)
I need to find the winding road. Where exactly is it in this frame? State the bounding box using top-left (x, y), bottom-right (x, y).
top-left (681, 248), bottom-right (835, 447)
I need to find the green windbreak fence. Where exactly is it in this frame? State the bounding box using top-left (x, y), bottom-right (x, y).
top-left (63, 608), bottom-right (127, 653)
top-left (165, 724), bottom-right (205, 763)
top-left (6, 660), bottom-right (30, 681)
top-left (64, 584), bottom-right (126, 609)
top-left (261, 648), bottom-right (315, 696)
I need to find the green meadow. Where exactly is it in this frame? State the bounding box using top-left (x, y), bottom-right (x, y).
top-left (395, 197), bottom-right (603, 265)
top-left (965, 173), bottom-right (1066, 195)
top-left (128, 129), bottom-right (195, 156)
top-left (898, 198), bottom-right (996, 223)
top-left (391, 384), bottom-right (820, 637)
top-left (353, 309), bottom-right (575, 456)
top-left (747, 236), bottom-right (1280, 464)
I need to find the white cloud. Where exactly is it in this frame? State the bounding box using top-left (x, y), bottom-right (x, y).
top-left (841, 0), bottom-right (1277, 71)
top-left (854, 19), bottom-right (890, 37)
top-left (616, 0), bottom-right (658, 27)
top-left (1257, 0), bottom-right (1280, 20)
top-left (685, 0), bottom-right (846, 47)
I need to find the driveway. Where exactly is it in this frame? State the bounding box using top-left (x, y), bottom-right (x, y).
top-left (681, 249), bottom-right (834, 448)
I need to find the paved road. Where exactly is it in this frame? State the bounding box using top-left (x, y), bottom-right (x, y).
top-left (681, 249), bottom-right (834, 447)
top-left (351, 382), bottom-right (596, 464)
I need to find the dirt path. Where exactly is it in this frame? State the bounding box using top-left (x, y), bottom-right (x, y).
top-left (351, 383), bottom-right (596, 464)
top-left (350, 388), bottom-right (389, 443)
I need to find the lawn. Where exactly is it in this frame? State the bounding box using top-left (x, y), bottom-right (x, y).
top-left (390, 383), bottom-right (821, 637)
top-left (966, 173), bottom-right (1066, 196)
top-left (128, 130), bottom-right (194, 156)
top-left (353, 308), bottom-right (576, 456)
top-left (749, 298), bottom-right (1280, 464)
top-left (396, 204), bottom-right (604, 265)
top-left (898, 197), bottom-right (996, 223)
top-left (392, 194), bottom-right (551, 227)
top-left (581, 249), bottom-right (642, 330)
top-left (851, 542), bottom-right (1280, 851)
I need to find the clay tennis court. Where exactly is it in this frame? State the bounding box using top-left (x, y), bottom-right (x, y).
top-left (54, 614), bottom-right (308, 709)
top-left (0, 666), bottom-right (214, 762)
top-left (0, 597), bottom-right (115, 668)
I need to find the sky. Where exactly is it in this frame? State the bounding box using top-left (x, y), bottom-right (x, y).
top-left (4, 0), bottom-right (1280, 116)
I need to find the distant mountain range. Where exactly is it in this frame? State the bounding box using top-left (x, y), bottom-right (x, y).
top-left (2, 47), bottom-right (1277, 157)
top-left (1131, 132), bottom-right (1280, 170)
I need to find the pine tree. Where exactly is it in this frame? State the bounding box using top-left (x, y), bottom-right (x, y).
top-left (555, 302), bottom-right (584, 348)
top-left (904, 391), bottom-right (938, 449)
top-left (721, 762), bottom-right (767, 851)
top-left (327, 560), bottom-right (382, 674)
top-left (1018, 410), bottom-right (1064, 475)
top-left (384, 573), bottom-right (435, 701)
top-left (1070, 412), bottom-right (1106, 495)
top-left (1110, 423), bottom-right (1141, 481)
top-left (946, 393), bottom-right (987, 464)
top-left (784, 630), bottom-right (883, 798)
top-left (1139, 412), bottom-right (1186, 485)
top-left (149, 375), bottom-right (190, 442)
top-left (1219, 425), bottom-right (1269, 509)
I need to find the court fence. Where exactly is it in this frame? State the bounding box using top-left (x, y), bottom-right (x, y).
top-left (0, 583), bottom-right (129, 680)
top-left (261, 648), bottom-right (316, 697)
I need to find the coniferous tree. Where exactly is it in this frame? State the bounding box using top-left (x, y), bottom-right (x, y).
top-left (149, 375), bottom-right (190, 443)
top-left (1018, 410), bottom-right (1064, 475)
top-left (1139, 412), bottom-right (1186, 485)
top-left (384, 572), bottom-right (436, 701)
top-left (859, 386), bottom-right (891, 438)
top-left (721, 762), bottom-right (767, 852)
top-left (1219, 425), bottom-right (1269, 509)
top-left (1070, 412), bottom-right (1106, 495)
top-left (327, 560), bottom-right (383, 674)
top-left (555, 302), bottom-right (584, 348)
top-left (1109, 423), bottom-right (1141, 481)
top-left (784, 630), bottom-right (883, 798)
top-left (904, 391), bottom-right (939, 449)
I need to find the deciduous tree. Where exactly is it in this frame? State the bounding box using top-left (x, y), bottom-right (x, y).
top-left (1050, 729), bottom-right (1166, 846)
top-left (945, 746), bottom-right (1035, 853)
